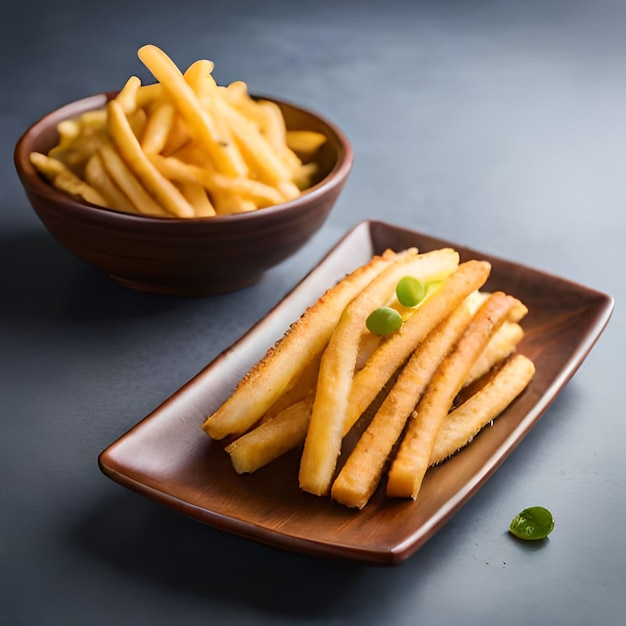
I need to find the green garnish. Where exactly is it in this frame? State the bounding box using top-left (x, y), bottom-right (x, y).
top-left (366, 307), bottom-right (403, 336)
top-left (509, 506), bottom-right (555, 540)
top-left (396, 276), bottom-right (426, 307)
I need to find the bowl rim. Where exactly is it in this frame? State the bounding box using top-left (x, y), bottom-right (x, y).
top-left (14, 91), bottom-right (353, 225)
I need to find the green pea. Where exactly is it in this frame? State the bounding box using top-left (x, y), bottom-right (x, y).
top-left (509, 506), bottom-right (555, 540)
top-left (396, 276), bottom-right (426, 307)
top-left (366, 307), bottom-right (403, 336)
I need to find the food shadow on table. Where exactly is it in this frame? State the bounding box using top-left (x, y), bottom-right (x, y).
top-left (0, 227), bottom-right (321, 328)
top-left (0, 230), bottom-right (182, 324)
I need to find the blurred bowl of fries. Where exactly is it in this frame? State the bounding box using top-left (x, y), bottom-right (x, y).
top-left (15, 87), bottom-right (352, 296)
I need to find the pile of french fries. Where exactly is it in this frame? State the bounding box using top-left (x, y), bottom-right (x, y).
top-left (202, 247), bottom-right (535, 509)
top-left (30, 44), bottom-right (326, 218)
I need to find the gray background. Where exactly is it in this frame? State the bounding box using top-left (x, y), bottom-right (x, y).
top-left (1, 1), bottom-right (624, 624)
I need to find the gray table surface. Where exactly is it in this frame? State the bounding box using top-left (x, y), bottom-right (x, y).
top-left (2, 1), bottom-right (624, 624)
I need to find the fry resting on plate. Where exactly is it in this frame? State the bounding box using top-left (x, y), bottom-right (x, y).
top-left (202, 247), bottom-right (535, 509)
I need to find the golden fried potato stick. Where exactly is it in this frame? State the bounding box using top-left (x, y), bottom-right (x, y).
top-left (255, 100), bottom-right (303, 172)
top-left (97, 142), bottom-right (170, 217)
top-left (175, 180), bottom-right (215, 217)
top-left (48, 112), bottom-right (107, 172)
top-left (107, 99), bottom-right (195, 218)
top-left (225, 397), bottom-right (313, 474)
top-left (202, 250), bottom-right (401, 440)
top-left (299, 248), bottom-right (460, 496)
top-left (292, 162), bottom-right (320, 191)
top-left (215, 97), bottom-right (295, 186)
top-left (184, 59), bottom-right (244, 166)
top-left (222, 324), bottom-right (387, 475)
top-left (115, 76), bottom-right (142, 114)
top-left (465, 321), bottom-right (524, 386)
top-left (30, 152), bottom-right (109, 207)
top-left (183, 59), bottom-right (216, 106)
top-left (221, 84), bottom-right (302, 173)
top-left (84, 152), bottom-right (138, 215)
top-left (137, 44), bottom-right (248, 177)
top-left (429, 354), bottom-right (535, 466)
top-left (331, 292), bottom-right (483, 509)
top-left (211, 190), bottom-right (257, 214)
top-left (133, 82), bottom-right (164, 109)
top-left (147, 153), bottom-right (286, 208)
top-left (386, 291), bottom-right (527, 500)
top-left (286, 130), bottom-right (327, 160)
top-left (343, 260), bottom-right (492, 436)
top-left (161, 114), bottom-right (192, 157)
top-left (141, 101), bottom-right (176, 154)
top-left (258, 352), bottom-right (321, 424)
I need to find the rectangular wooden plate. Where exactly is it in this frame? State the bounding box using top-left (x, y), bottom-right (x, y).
top-left (98, 220), bottom-right (614, 564)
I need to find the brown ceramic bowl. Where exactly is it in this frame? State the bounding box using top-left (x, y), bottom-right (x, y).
top-left (14, 92), bottom-right (352, 296)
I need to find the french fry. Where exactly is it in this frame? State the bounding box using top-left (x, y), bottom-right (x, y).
top-left (175, 180), bottom-right (216, 217)
top-left (161, 114), bottom-right (192, 157)
top-left (221, 84), bottom-right (302, 173)
top-left (32, 45), bottom-right (322, 217)
top-left (184, 59), bottom-right (244, 169)
top-left (141, 101), bottom-right (176, 154)
top-left (215, 97), bottom-right (294, 186)
top-left (202, 249), bottom-right (401, 440)
top-left (292, 162), bottom-right (319, 191)
top-left (299, 248), bottom-right (460, 496)
top-left (48, 113), bottom-right (107, 173)
top-left (137, 44), bottom-right (248, 177)
top-left (220, 320), bottom-right (389, 477)
top-left (200, 245), bottom-right (535, 509)
top-left (386, 292), bottom-right (526, 500)
top-left (84, 152), bottom-right (138, 215)
top-left (115, 75), bottom-right (142, 115)
top-left (30, 152), bottom-right (109, 207)
top-left (429, 354), bottom-right (535, 466)
top-left (183, 58), bottom-right (216, 107)
top-left (258, 353), bottom-right (321, 424)
top-left (465, 321), bottom-right (524, 386)
top-left (211, 190), bottom-right (257, 214)
top-left (343, 260), bottom-right (492, 436)
top-left (331, 292), bottom-right (483, 509)
top-left (147, 153), bottom-right (286, 208)
top-left (97, 142), bottom-right (170, 217)
top-left (256, 100), bottom-right (303, 171)
top-left (286, 130), bottom-right (327, 160)
top-left (225, 397), bottom-right (313, 474)
top-left (107, 99), bottom-right (196, 218)
top-left (125, 108), bottom-right (148, 143)
top-left (134, 82), bottom-right (164, 109)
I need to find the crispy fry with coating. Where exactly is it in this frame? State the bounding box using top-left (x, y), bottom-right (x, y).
top-left (202, 250), bottom-right (401, 440)
top-left (464, 321), bottom-right (524, 386)
top-left (225, 397), bottom-right (313, 474)
top-left (343, 260), bottom-right (492, 436)
top-left (331, 292), bottom-right (483, 509)
top-left (429, 354), bottom-right (535, 465)
top-left (386, 292), bottom-right (527, 500)
top-left (299, 248), bottom-right (460, 496)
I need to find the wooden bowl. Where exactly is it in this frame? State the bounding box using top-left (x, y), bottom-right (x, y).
top-left (14, 92), bottom-right (353, 296)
